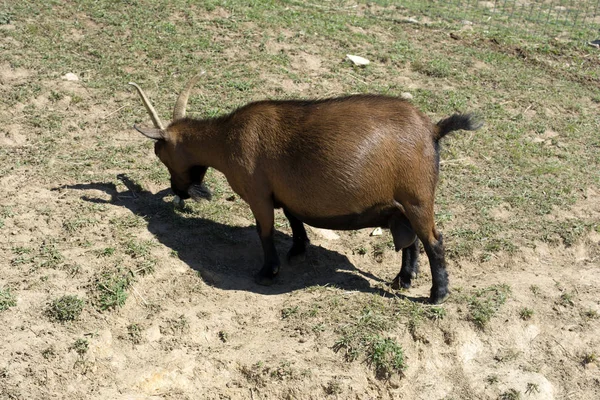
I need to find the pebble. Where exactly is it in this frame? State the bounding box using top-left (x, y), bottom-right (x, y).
top-left (346, 54), bottom-right (370, 66)
top-left (62, 73), bottom-right (79, 81)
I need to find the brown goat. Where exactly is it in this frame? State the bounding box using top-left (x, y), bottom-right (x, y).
top-left (129, 73), bottom-right (482, 304)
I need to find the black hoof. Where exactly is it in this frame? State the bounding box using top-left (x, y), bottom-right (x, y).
top-left (254, 265), bottom-right (279, 286)
top-left (429, 288), bottom-right (450, 304)
top-left (391, 276), bottom-right (411, 290)
top-left (392, 271), bottom-right (416, 290)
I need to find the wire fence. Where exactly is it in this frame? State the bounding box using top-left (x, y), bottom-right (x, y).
top-left (403, 0), bottom-right (600, 42)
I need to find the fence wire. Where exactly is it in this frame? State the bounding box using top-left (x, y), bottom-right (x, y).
top-left (405, 0), bottom-right (600, 41)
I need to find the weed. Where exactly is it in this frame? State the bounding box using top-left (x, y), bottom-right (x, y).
top-left (412, 59), bottom-right (453, 78)
top-left (63, 217), bottom-right (97, 233)
top-left (353, 246), bottom-right (367, 256)
top-left (525, 382), bottom-right (540, 395)
top-left (0, 11), bottom-right (13, 25)
top-left (366, 336), bottom-right (406, 378)
top-left (96, 247), bottom-right (115, 257)
top-left (494, 348), bottom-right (520, 363)
top-left (47, 295), bottom-right (85, 322)
top-left (11, 246), bottom-right (33, 266)
top-left (486, 374), bottom-right (499, 385)
top-left (499, 388), bottom-right (521, 400)
top-left (133, 259), bottom-right (156, 276)
top-left (124, 239), bottom-right (157, 275)
top-left (94, 268), bottom-right (132, 311)
top-left (41, 346), bottom-right (57, 360)
top-left (371, 243), bottom-right (386, 263)
top-left (124, 239), bottom-right (154, 259)
top-left (582, 352), bottom-right (597, 365)
top-left (109, 215), bottom-right (146, 229)
top-left (239, 362), bottom-right (268, 387)
top-left (38, 243), bottom-right (64, 269)
top-left (218, 330), bottom-right (229, 343)
top-left (405, 302), bottom-right (445, 340)
top-left (559, 292), bottom-right (574, 307)
top-left (127, 324), bottom-right (143, 344)
top-left (324, 378), bottom-right (343, 395)
top-left (529, 285), bottom-right (541, 296)
top-left (0, 288), bottom-right (17, 311)
top-left (543, 220), bottom-right (593, 247)
top-left (71, 338), bottom-right (89, 357)
top-left (519, 307), bottom-right (534, 320)
top-left (268, 361), bottom-right (294, 380)
top-left (161, 315), bottom-right (189, 335)
top-left (281, 306), bottom-right (299, 319)
top-left (0, 206), bottom-right (14, 218)
top-left (464, 284), bottom-right (511, 329)
top-left (334, 325), bottom-right (404, 376)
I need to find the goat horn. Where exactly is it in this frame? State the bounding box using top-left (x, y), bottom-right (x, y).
top-left (128, 82), bottom-right (165, 130)
top-left (172, 71), bottom-right (206, 121)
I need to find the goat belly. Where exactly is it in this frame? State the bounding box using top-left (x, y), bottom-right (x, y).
top-left (288, 205), bottom-right (397, 230)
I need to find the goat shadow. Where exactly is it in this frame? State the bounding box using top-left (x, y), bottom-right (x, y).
top-left (62, 174), bottom-right (424, 299)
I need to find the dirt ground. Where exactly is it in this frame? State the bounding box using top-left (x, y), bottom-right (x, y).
top-left (1, 2), bottom-right (600, 400)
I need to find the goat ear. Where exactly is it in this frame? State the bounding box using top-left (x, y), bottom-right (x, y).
top-left (133, 124), bottom-right (167, 140)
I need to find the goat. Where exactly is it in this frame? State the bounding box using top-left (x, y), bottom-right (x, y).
top-left (129, 73), bottom-right (482, 304)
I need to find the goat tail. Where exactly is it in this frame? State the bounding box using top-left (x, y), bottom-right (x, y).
top-left (435, 113), bottom-right (484, 142)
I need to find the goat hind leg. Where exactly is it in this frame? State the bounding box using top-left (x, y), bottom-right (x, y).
top-left (283, 208), bottom-right (309, 264)
top-left (403, 203), bottom-right (449, 304)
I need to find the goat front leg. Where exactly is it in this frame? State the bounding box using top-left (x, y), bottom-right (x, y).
top-left (283, 208), bottom-right (310, 264)
top-left (251, 200), bottom-right (281, 286)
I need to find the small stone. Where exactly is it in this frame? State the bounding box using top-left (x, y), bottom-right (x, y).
top-left (405, 17), bottom-right (419, 24)
top-left (585, 362), bottom-right (597, 370)
top-left (346, 54), bottom-right (370, 66)
top-left (309, 227), bottom-right (340, 240)
top-left (145, 325), bottom-right (162, 342)
top-left (62, 73), bottom-right (79, 81)
top-left (400, 92), bottom-right (413, 100)
top-left (370, 227), bottom-right (383, 236)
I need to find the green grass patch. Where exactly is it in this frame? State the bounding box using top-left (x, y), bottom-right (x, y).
top-left (518, 307), bottom-right (534, 321)
top-left (71, 338), bottom-right (89, 357)
top-left (47, 295), bottom-right (85, 322)
top-left (461, 284), bottom-right (512, 329)
top-left (0, 288), bottom-right (17, 311)
top-left (93, 268), bottom-right (133, 311)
